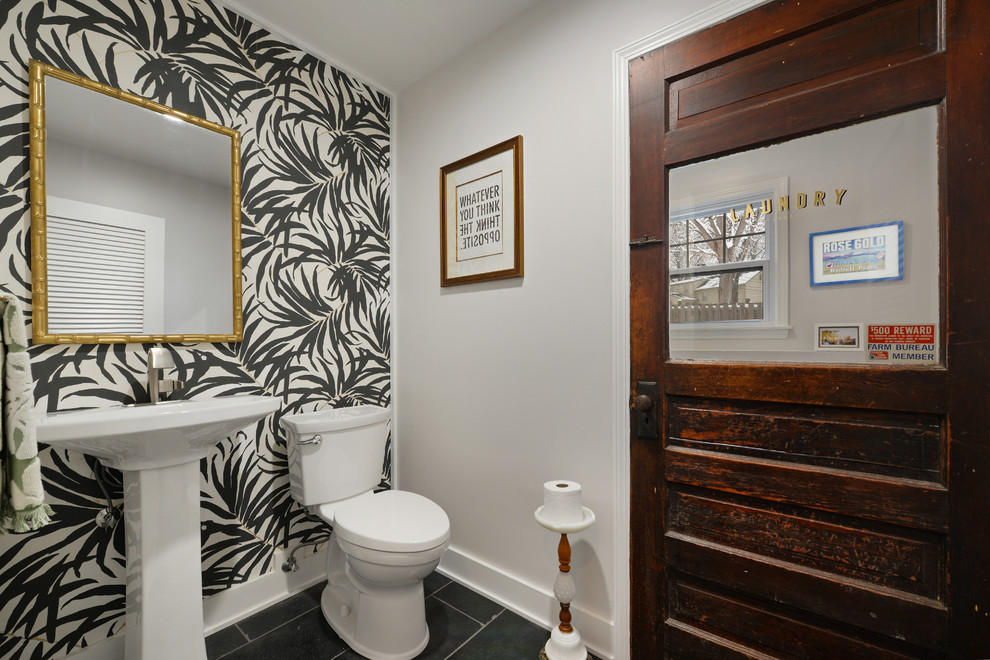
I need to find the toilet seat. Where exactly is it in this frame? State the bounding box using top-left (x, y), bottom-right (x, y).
top-left (333, 490), bottom-right (450, 553)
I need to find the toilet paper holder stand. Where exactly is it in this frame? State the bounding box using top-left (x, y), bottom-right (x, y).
top-left (535, 503), bottom-right (596, 660)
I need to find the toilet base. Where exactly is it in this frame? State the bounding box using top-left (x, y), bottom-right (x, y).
top-left (320, 537), bottom-right (432, 660)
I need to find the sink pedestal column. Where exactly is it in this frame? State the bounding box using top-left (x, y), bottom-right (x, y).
top-left (124, 461), bottom-right (207, 660)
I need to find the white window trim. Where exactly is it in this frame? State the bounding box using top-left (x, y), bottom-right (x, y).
top-left (669, 176), bottom-right (790, 340)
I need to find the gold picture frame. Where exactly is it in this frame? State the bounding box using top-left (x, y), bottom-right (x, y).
top-left (440, 136), bottom-right (523, 287)
top-left (28, 59), bottom-right (243, 344)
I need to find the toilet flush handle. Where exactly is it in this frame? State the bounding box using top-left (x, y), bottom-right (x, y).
top-left (298, 434), bottom-right (323, 446)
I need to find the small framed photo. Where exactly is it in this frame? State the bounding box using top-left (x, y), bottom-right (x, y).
top-left (440, 136), bottom-right (523, 287)
top-left (809, 221), bottom-right (903, 286)
top-left (815, 323), bottom-right (863, 351)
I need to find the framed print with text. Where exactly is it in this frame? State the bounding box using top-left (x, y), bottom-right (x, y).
top-left (440, 136), bottom-right (523, 287)
top-left (809, 221), bottom-right (903, 286)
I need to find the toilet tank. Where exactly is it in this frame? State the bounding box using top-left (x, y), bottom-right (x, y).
top-left (280, 405), bottom-right (390, 506)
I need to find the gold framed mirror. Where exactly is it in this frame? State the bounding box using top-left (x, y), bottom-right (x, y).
top-left (28, 60), bottom-right (243, 344)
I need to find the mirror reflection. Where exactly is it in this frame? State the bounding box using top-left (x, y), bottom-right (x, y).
top-left (29, 60), bottom-right (242, 343)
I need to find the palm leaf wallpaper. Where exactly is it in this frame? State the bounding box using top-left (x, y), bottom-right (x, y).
top-left (0, 1), bottom-right (391, 658)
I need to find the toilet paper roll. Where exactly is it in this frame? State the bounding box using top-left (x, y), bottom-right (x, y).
top-left (542, 480), bottom-right (584, 526)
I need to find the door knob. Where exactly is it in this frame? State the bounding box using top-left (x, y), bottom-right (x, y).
top-left (632, 382), bottom-right (659, 440)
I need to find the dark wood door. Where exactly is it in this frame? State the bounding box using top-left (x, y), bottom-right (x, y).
top-left (629, 1), bottom-right (990, 657)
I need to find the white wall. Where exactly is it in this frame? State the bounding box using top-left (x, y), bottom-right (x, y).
top-left (393, 1), bottom-right (738, 657)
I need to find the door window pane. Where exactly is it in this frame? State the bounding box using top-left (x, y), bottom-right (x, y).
top-left (668, 107), bottom-right (939, 364)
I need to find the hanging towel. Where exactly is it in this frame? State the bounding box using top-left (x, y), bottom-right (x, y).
top-left (0, 297), bottom-right (52, 534)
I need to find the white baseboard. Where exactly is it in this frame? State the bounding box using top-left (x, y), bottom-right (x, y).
top-left (438, 545), bottom-right (614, 660)
top-left (64, 548), bottom-right (327, 660)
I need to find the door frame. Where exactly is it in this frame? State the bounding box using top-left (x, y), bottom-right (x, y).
top-left (611, 2), bottom-right (771, 656)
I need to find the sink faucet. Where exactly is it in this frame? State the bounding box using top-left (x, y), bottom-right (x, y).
top-left (147, 347), bottom-right (183, 404)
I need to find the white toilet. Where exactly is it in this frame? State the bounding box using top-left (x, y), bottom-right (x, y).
top-left (280, 405), bottom-right (449, 660)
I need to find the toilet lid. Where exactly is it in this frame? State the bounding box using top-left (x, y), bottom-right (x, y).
top-left (333, 490), bottom-right (450, 553)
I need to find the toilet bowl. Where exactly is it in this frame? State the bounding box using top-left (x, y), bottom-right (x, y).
top-left (317, 490), bottom-right (449, 659)
top-left (280, 406), bottom-right (450, 660)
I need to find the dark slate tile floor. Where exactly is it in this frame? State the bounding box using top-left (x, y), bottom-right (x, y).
top-left (206, 572), bottom-right (603, 660)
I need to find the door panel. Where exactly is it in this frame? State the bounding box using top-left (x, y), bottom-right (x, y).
top-left (629, 0), bottom-right (990, 657)
top-left (667, 577), bottom-right (935, 659)
top-left (668, 398), bottom-right (942, 481)
top-left (669, 0), bottom-right (938, 130)
top-left (662, 52), bottom-right (945, 165)
top-left (667, 488), bottom-right (944, 599)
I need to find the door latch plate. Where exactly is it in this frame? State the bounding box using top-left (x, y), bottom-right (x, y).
top-left (633, 381), bottom-right (658, 440)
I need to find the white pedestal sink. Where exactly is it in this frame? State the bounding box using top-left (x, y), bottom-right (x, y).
top-left (36, 395), bottom-right (281, 660)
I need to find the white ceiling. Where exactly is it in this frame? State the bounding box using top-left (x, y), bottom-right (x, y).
top-left (218, 0), bottom-right (546, 94)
